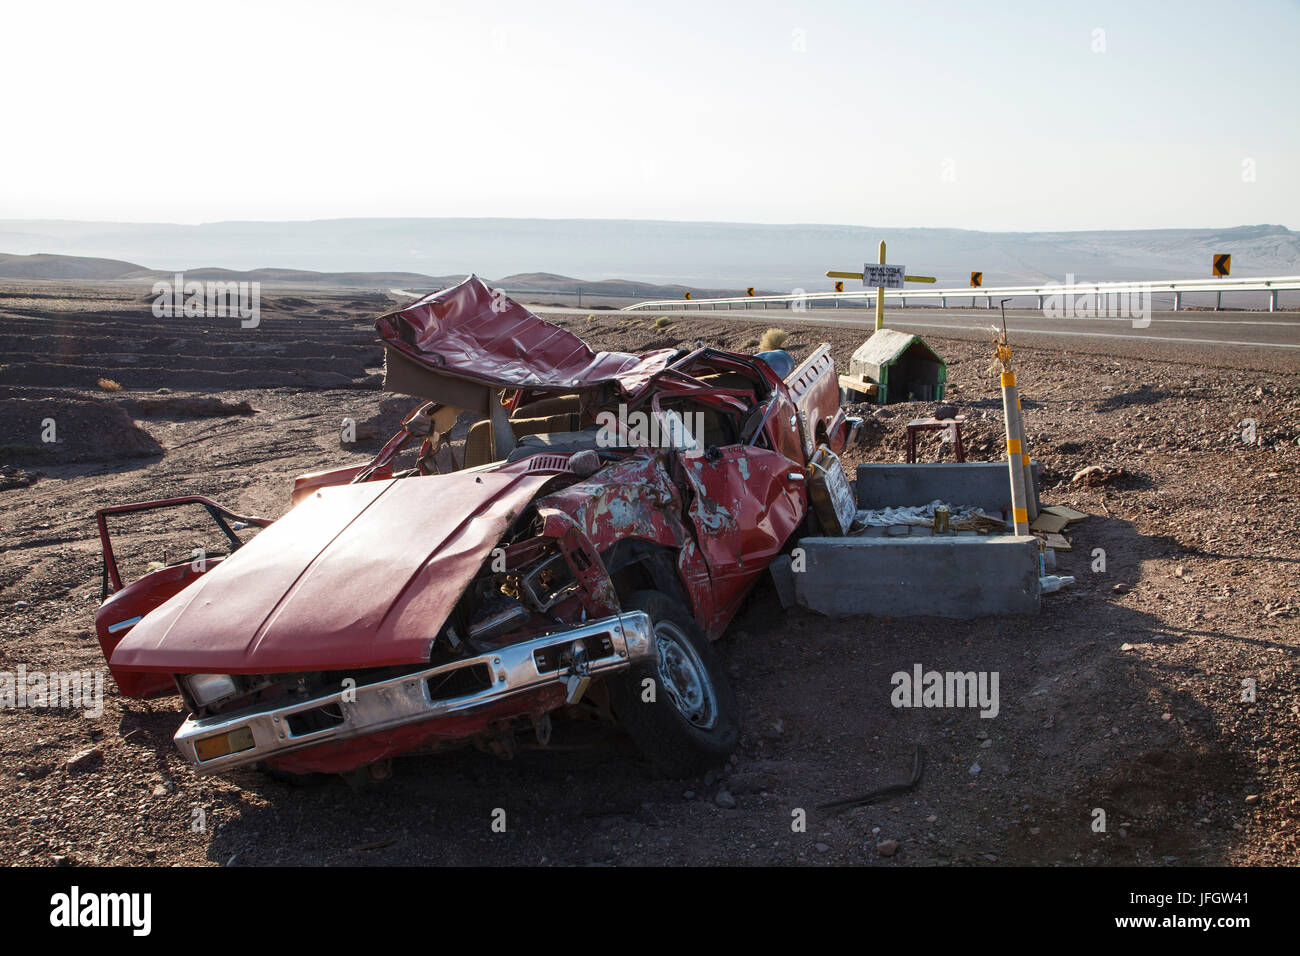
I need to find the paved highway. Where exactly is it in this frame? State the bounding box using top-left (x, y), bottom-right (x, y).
top-left (589, 307), bottom-right (1300, 372)
top-left (622, 306), bottom-right (1300, 350)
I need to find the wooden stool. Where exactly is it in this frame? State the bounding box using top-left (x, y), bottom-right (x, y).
top-left (906, 416), bottom-right (967, 463)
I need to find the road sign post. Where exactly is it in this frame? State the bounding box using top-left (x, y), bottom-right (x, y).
top-left (1213, 255), bottom-right (1231, 310)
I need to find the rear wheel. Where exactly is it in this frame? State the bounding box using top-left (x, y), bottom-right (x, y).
top-left (608, 591), bottom-right (739, 777)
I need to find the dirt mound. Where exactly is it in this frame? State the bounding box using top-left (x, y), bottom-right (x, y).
top-left (0, 397), bottom-right (162, 465)
top-left (0, 465), bottom-right (39, 490)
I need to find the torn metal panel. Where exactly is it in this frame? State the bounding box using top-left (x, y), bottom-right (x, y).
top-left (536, 455), bottom-right (720, 626)
top-left (787, 343), bottom-right (850, 452)
top-left (377, 275), bottom-right (678, 396)
top-left (683, 447), bottom-right (806, 632)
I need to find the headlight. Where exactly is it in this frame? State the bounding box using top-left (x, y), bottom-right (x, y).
top-left (185, 674), bottom-right (238, 707)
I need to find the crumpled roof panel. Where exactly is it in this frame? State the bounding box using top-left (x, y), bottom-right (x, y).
top-left (376, 276), bottom-right (677, 395)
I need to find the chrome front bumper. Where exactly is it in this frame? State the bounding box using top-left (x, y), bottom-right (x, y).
top-left (174, 611), bottom-right (654, 775)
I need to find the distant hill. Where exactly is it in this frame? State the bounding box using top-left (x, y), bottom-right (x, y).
top-left (2, 218), bottom-right (1297, 290)
top-left (0, 254), bottom-right (725, 299)
top-left (123, 265), bottom-right (466, 288)
top-left (0, 252), bottom-right (148, 280)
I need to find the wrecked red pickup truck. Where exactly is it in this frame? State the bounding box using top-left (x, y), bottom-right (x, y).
top-left (93, 277), bottom-right (859, 782)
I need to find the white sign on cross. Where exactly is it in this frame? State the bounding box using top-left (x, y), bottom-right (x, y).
top-left (863, 264), bottom-right (906, 289)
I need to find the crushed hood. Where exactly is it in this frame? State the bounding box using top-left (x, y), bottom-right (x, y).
top-left (111, 471), bottom-right (549, 674)
top-left (377, 275), bottom-right (677, 397)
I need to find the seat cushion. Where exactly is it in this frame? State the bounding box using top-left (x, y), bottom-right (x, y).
top-left (509, 412), bottom-right (579, 439)
top-left (505, 429), bottom-right (603, 462)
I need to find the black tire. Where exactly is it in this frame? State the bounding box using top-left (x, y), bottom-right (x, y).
top-left (607, 590), bottom-right (739, 777)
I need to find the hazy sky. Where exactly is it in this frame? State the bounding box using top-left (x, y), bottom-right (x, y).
top-left (3, 0), bottom-right (1296, 230)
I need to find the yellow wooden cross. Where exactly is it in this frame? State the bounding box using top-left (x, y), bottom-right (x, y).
top-left (826, 241), bottom-right (936, 330)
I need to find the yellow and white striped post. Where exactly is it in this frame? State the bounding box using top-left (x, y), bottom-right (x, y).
top-left (992, 330), bottom-right (1030, 535)
top-left (1001, 370), bottom-right (1030, 535)
top-left (1015, 390), bottom-right (1038, 523)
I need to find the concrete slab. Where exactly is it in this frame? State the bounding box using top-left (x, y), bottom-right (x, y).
top-left (794, 535), bottom-right (1040, 618)
top-left (856, 461), bottom-right (1040, 515)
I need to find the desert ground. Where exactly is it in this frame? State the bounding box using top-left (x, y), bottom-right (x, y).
top-left (1, 280), bottom-right (1297, 866)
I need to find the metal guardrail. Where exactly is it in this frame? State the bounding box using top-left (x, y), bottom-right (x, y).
top-left (622, 275), bottom-right (1300, 313)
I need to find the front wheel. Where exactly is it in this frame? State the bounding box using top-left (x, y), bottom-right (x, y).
top-left (608, 591), bottom-right (739, 777)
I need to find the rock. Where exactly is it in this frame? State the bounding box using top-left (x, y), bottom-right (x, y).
top-left (877, 839), bottom-right (899, 857)
top-left (65, 747), bottom-right (103, 774)
top-left (714, 790), bottom-right (737, 810)
top-left (1245, 794), bottom-right (1260, 805)
top-left (969, 762), bottom-right (981, 775)
top-left (569, 449), bottom-right (602, 477)
top-left (815, 842), bottom-right (829, 853)
top-left (1112, 583), bottom-right (1129, 594)
top-left (1073, 465), bottom-right (1126, 487)
top-left (683, 790), bottom-right (695, 800)
top-left (980, 739), bottom-right (993, 748)
top-left (926, 815), bottom-right (938, 823)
